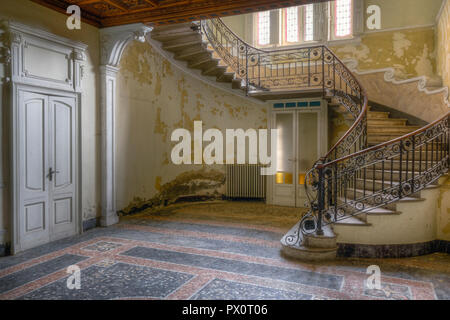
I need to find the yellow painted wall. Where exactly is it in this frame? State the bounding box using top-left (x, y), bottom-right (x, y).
top-left (116, 41), bottom-right (267, 212)
top-left (437, 0), bottom-right (450, 88)
top-left (437, 177), bottom-right (450, 241)
top-left (364, 0), bottom-right (443, 31)
top-left (0, 0), bottom-right (101, 244)
top-left (331, 27), bottom-right (436, 79)
top-left (224, 1), bottom-right (442, 80)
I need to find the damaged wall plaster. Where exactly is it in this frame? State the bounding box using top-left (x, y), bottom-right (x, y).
top-left (116, 41), bottom-right (267, 213)
top-left (331, 27), bottom-right (436, 80)
top-left (224, 1), bottom-right (442, 82)
top-left (437, 0), bottom-right (450, 88)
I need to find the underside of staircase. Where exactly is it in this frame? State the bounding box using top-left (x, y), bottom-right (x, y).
top-left (151, 23), bottom-right (244, 90)
top-left (151, 22), bottom-right (324, 101)
top-left (151, 19), bottom-right (450, 261)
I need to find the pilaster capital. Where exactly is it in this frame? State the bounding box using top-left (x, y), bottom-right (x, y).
top-left (100, 23), bottom-right (153, 67)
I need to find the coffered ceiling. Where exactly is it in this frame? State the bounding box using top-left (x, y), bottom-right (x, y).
top-left (30, 0), bottom-right (326, 28)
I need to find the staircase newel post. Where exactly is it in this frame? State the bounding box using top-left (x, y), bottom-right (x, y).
top-left (316, 163), bottom-right (325, 236)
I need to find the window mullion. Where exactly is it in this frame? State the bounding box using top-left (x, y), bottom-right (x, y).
top-left (298, 6), bottom-right (303, 43)
top-left (353, 0), bottom-right (364, 36)
top-left (313, 3), bottom-right (326, 42)
top-left (270, 9), bottom-right (280, 46)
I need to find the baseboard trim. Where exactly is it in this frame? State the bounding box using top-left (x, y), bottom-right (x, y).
top-left (338, 240), bottom-right (450, 258)
top-left (82, 217), bottom-right (100, 232)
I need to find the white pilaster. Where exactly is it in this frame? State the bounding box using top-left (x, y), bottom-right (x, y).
top-left (99, 65), bottom-right (119, 226)
top-left (99, 24), bottom-right (152, 226)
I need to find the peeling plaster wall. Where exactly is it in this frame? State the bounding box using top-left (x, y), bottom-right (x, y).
top-left (437, 0), bottom-right (450, 88)
top-left (225, 1), bottom-right (440, 80)
top-left (328, 109), bottom-right (351, 149)
top-left (116, 41), bottom-right (266, 212)
top-left (331, 27), bottom-right (436, 80)
top-left (0, 0), bottom-right (101, 245)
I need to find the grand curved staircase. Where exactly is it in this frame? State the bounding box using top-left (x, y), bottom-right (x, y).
top-left (150, 18), bottom-right (450, 260)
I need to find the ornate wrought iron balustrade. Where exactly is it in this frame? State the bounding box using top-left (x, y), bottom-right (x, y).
top-left (199, 18), bottom-right (449, 247)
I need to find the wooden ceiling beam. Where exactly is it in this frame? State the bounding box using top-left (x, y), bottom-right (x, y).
top-left (77, 0), bottom-right (101, 5)
top-left (143, 0), bottom-right (159, 7)
top-left (103, 0), bottom-right (128, 12)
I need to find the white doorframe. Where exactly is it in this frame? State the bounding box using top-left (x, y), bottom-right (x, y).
top-left (266, 98), bottom-right (328, 207)
top-left (6, 22), bottom-right (87, 254)
top-left (11, 84), bottom-right (81, 253)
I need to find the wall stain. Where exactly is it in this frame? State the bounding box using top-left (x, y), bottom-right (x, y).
top-left (331, 27), bottom-right (437, 79)
top-left (120, 42), bottom-right (154, 85)
top-left (154, 72), bottom-right (162, 95)
top-left (117, 41), bottom-right (271, 213)
top-left (437, 0), bottom-right (450, 87)
top-left (119, 168), bottom-right (225, 216)
top-left (155, 176), bottom-right (162, 192)
top-left (154, 107), bottom-right (168, 142)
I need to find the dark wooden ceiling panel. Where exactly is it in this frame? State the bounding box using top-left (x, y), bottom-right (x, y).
top-left (29, 0), bottom-right (327, 28)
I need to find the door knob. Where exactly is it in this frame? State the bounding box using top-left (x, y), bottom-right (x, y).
top-left (47, 167), bottom-right (60, 181)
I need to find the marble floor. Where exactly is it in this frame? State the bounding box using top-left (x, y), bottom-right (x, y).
top-left (0, 201), bottom-right (449, 300)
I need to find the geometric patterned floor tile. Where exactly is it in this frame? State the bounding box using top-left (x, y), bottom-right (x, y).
top-left (0, 202), bottom-right (448, 300)
top-left (19, 263), bottom-right (194, 300)
top-left (364, 282), bottom-right (412, 300)
top-left (0, 254), bottom-right (87, 294)
top-left (191, 278), bottom-right (312, 300)
top-left (82, 241), bottom-right (123, 252)
top-left (121, 246), bottom-right (344, 290)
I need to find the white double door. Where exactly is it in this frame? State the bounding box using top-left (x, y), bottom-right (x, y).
top-left (272, 109), bottom-right (324, 207)
top-left (18, 90), bottom-right (77, 251)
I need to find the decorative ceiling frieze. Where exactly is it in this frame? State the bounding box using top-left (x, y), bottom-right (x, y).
top-left (30, 0), bottom-right (328, 28)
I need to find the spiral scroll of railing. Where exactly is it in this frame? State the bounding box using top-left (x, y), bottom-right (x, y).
top-left (199, 18), bottom-right (449, 247)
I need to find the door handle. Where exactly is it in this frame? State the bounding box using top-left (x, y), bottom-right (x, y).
top-left (47, 167), bottom-right (60, 181)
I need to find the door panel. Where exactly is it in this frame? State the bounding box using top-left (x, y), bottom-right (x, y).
top-left (297, 112), bottom-right (319, 207)
top-left (25, 202), bottom-right (45, 232)
top-left (54, 198), bottom-right (72, 225)
top-left (24, 100), bottom-right (46, 192)
top-left (17, 91), bottom-right (77, 251)
top-left (49, 96), bottom-right (77, 240)
top-left (53, 99), bottom-right (73, 188)
top-left (273, 112), bottom-right (295, 206)
top-left (271, 104), bottom-right (324, 208)
top-left (19, 91), bottom-right (50, 249)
